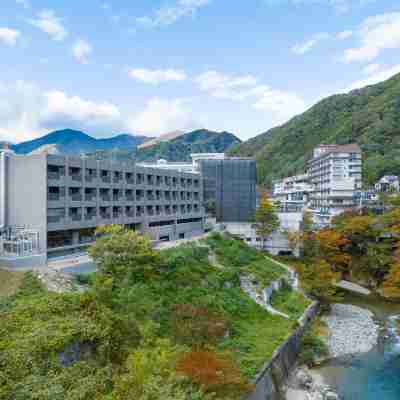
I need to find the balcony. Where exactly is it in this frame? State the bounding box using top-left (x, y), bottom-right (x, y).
top-left (70, 194), bottom-right (82, 202)
top-left (48, 172), bottom-right (62, 180)
top-left (100, 195), bottom-right (111, 202)
top-left (85, 194), bottom-right (97, 202)
top-left (47, 215), bottom-right (65, 224)
top-left (70, 214), bottom-right (82, 222)
top-left (48, 193), bottom-right (63, 201)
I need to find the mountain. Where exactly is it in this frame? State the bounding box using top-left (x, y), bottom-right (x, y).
top-left (138, 130), bottom-right (186, 149)
top-left (229, 72), bottom-right (400, 187)
top-left (135, 129), bottom-right (241, 162)
top-left (12, 129), bottom-right (150, 155)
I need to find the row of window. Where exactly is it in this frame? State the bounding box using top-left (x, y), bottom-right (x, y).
top-left (47, 204), bottom-right (202, 224)
top-left (48, 186), bottom-right (201, 202)
top-left (48, 165), bottom-right (200, 187)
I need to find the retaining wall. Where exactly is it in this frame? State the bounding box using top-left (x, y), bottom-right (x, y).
top-left (245, 301), bottom-right (320, 400)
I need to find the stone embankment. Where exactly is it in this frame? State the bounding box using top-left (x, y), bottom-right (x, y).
top-left (35, 269), bottom-right (85, 293)
top-left (286, 367), bottom-right (339, 400)
top-left (322, 303), bottom-right (379, 358)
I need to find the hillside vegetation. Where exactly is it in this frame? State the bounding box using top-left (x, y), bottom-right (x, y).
top-left (135, 129), bottom-right (241, 162)
top-left (0, 232), bottom-right (308, 400)
top-left (229, 72), bottom-right (400, 187)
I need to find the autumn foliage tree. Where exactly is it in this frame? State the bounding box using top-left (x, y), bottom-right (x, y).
top-left (383, 246), bottom-right (400, 300)
top-left (254, 193), bottom-right (280, 250)
top-left (176, 350), bottom-right (252, 399)
top-left (170, 304), bottom-right (228, 347)
top-left (314, 230), bottom-right (351, 274)
top-left (296, 260), bottom-right (342, 306)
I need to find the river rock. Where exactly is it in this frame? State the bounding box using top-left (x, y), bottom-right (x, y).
top-left (323, 303), bottom-right (379, 358)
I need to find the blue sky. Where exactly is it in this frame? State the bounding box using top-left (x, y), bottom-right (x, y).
top-left (1, 0), bottom-right (400, 143)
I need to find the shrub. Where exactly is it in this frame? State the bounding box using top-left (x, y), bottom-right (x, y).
top-left (176, 350), bottom-right (252, 399)
top-left (170, 304), bottom-right (228, 347)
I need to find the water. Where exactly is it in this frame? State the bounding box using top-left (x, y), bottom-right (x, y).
top-left (317, 296), bottom-right (400, 400)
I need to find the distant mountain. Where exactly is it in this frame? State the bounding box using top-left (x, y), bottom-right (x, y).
top-left (138, 130), bottom-right (186, 149)
top-left (12, 129), bottom-right (150, 155)
top-left (135, 129), bottom-right (241, 162)
top-left (229, 72), bottom-right (400, 187)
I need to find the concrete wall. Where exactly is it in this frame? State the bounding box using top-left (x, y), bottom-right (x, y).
top-left (245, 301), bottom-right (320, 400)
top-left (223, 219), bottom-right (302, 257)
top-left (6, 154), bottom-right (48, 256)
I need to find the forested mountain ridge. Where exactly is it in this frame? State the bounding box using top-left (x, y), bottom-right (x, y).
top-left (135, 129), bottom-right (241, 162)
top-left (228, 72), bottom-right (400, 187)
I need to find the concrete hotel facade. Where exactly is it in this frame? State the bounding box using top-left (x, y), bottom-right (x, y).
top-left (0, 151), bottom-right (204, 266)
top-left (307, 144), bottom-right (362, 226)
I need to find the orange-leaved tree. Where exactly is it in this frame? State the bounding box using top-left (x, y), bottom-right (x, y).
top-left (176, 350), bottom-right (252, 399)
top-left (170, 304), bottom-right (228, 347)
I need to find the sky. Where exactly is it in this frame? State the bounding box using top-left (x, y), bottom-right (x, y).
top-left (1, 0), bottom-right (400, 143)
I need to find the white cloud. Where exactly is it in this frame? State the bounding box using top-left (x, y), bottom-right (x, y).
top-left (195, 70), bottom-right (307, 125)
top-left (30, 10), bottom-right (68, 41)
top-left (129, 68), bottom-right (187, 84)
top-left (291, 33), bottom-right (330, 55)
top-left (343, 12), bottom-right (400, 63)
top-left (0, 81), bottom-right (125, 142)
top-left (195, 70), bottom-right (260, 100)
top-left (0, 81), bottom-right (199, 142)
top-left (72, 39), bottom-right (92, 64)
top-left (337, 30), bottom-right (353, 40)
top-left (137, 0), bottom-right (212, 28)
top-left (0, 28), bottom-right (20, 46)
top-left (362, 63), bottom-right (381, 75)
top-left (346, 64), bottom-right (400, 91)
top-left (127, 97), bottom-right (199, 135)
top-left (252, 89), bottom-right (308, 124)
top-left (42, 91), bottom-right (122, 131)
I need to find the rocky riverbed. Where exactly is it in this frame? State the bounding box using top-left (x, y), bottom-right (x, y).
top-left (285, 303), bottom-right (380, 400)
top-left (322, 303), bottom-right (379, 358)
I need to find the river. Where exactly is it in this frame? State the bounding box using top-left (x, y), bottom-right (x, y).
top-left (316, 294), bottom-right (400, 400)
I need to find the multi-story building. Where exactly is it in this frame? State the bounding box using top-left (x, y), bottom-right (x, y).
top-left (0, 151), bottom-right (205, 267)
top-left (194, 155), bottom-right (257, 223)
top-left (272, 174), bottom-right (313, 212)
top-left (142, 154), bottom-right (257, 223)
top-left (375, 176), bottom-right (400, 193)
top-left (307, 144), bottom-right (362, 226)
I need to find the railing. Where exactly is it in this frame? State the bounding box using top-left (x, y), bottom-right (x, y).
top-left (70, 174), bottom-right (82, 182)
top-left (48, 193), bottom-right (62, 201)
top-left (85, 194), bottom-right (96, 202)
top-left (70, 194), bottom-right (82, 202)
top-left (48, 216), bottom-right (65, 224)
top-left (101, 176), bottom-right (111, 183)
top-left (48, 172), bottom-right (62, 180)
top-left (70, 214), bottom-right (82, 222)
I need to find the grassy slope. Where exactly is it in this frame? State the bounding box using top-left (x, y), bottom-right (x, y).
top-left (0, 269), bottom-right (24, 297)
top-left (0, 235), bottom-right (310, 398)
top-left (229, 72), bottom-right (400, 187)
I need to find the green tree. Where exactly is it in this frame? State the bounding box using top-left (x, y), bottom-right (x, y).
top-left (254, 193), bottom-right (280, 250)
top-left (296, 260), bottom-right (342, 306)
top-left (89, 225), bottom-right (161, 284)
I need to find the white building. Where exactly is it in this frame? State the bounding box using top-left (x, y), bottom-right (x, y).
top-left (272, 174), bottom-right (313, 212)
top-left (375, 176), bottom-right (399, 193)
top-left (307, 144), bottom-right (362, 226)
top-left (223, 212), bottom-right (303, 257)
